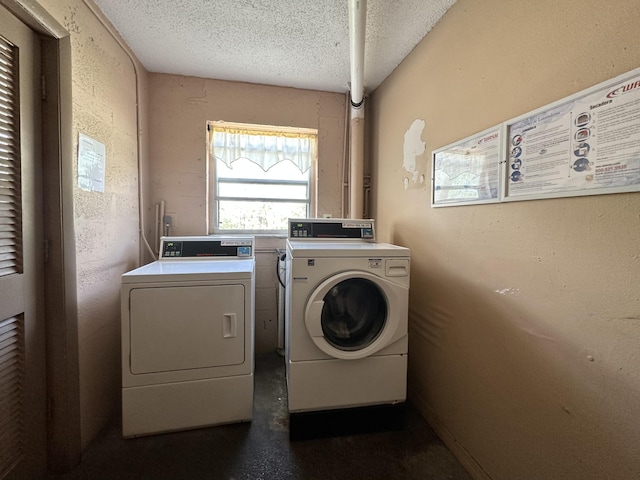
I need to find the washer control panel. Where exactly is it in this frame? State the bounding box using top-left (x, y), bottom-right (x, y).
top-left (289, 218), bottom-right (375, 240)
top-left (159, 236), bottom-right (254, 259)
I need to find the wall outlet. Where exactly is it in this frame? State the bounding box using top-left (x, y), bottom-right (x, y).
top-left (323, 213), bottom-right (332, 218)
top-left (163, 212), bottom-right (178, 235)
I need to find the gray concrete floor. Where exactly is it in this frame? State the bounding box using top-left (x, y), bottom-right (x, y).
top-left (47, 353), bottom-right (472, 480)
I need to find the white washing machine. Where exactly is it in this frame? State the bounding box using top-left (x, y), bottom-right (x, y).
top-left (121, 236), bottom-right (255, 437)
top-left (285, 219), bottom-right (410, 413)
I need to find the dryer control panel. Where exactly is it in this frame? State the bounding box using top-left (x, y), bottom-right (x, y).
top-left (159, 236), bottom-right (254, 259)
top-left (289, 218), bottom-right (375, 240)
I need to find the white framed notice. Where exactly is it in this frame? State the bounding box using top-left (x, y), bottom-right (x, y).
top-left (431, 125), bottom-right (504, 207)
top-left (504, 67), bottom-right (640, 201)
top-left (78, 133), bottom-right (106, 192)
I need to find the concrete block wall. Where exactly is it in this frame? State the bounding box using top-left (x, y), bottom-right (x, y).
top-left (254, 237), bottom-right (286, 353)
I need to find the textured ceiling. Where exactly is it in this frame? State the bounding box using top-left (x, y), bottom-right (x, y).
top-left (92, 0), bottom-right (456, 94)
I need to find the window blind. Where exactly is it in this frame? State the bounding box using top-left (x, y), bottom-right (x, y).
top-left (0, 35), bottom-right (21, 277)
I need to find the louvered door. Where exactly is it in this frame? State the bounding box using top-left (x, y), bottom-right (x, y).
top-left (0, 6), bottom-right (46, 480)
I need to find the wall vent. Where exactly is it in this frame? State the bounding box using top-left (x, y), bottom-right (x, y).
top-left (0, 315), bottom-right (25, 479)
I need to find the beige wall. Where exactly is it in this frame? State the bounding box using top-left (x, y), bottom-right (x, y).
top-left (148, 73), bottom-right (347, 235)
top-left (148, 74), bottom-right (347, 351)
top-left (369, 0), bottom-right (640, 478)
top-left (39, 0), bottom-right (146, 449)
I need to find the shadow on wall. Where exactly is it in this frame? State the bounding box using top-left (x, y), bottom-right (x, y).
top-left (391, 224), bottom-right (640, 479)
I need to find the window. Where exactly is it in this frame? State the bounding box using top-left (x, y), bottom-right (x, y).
top-left (208, 122), bottom-right (317, 233)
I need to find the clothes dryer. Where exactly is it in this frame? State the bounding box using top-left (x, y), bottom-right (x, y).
top-left (285, 219), bottom-right (410, 413)
top-left (121, 236), bottom-right (255, 437)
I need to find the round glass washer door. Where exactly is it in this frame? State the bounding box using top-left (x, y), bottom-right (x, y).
top-left (304, 270), bottom-right (404, 360)
top-left (320, 277), bottom-right (387, 351)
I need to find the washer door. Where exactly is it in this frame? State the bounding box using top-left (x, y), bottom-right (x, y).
top-left (304, 271), bottom-right (405, 360)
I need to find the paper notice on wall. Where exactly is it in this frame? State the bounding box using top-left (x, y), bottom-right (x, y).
top-left (78, 133), bottom-right (106, 192)
top-left (431, 126), bottom-right (502, 206)
top-left (506, 70), bottom-right (640, 198)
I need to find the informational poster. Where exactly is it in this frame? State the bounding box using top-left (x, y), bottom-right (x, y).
top-left (78, 133), bottom-right (106, 192)
top-left (431, 126), bottom-right (503, 206)
top-left (431, 67), bottom-right (640, 208)
top-left (505, 68), bottom-right (640, 200)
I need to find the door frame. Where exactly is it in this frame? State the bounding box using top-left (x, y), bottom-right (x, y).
top-left (0, 0), bottom-right (81, 472)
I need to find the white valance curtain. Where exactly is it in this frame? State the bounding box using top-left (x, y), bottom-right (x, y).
top-left (209, 122), bottom-right (317, 173)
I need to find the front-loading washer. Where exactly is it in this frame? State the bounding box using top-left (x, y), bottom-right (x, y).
top-left (121, 236), bottom-right (255, 437)
top-left (284, 219), bottom-right (410, 414)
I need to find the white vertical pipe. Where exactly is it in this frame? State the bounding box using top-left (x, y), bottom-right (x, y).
top-left (154, 203), bottom-right (160, 253)
top-left (348, 0), bottom-right (366, 106)
top-left (349, 113), bottom-right (365, 218)
top-left (348, 0), bottom-right (366, 219)
top-left (159, 200), bottom-right (165, 253)
top-left (341, 93), bottom-right (350, 218)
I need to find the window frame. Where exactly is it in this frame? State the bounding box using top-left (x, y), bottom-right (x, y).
top-left (207, 121), bottom-right (318, 235)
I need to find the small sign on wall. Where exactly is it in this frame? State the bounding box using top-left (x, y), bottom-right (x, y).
top-left (78, 133), bottom-right (106, 192)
